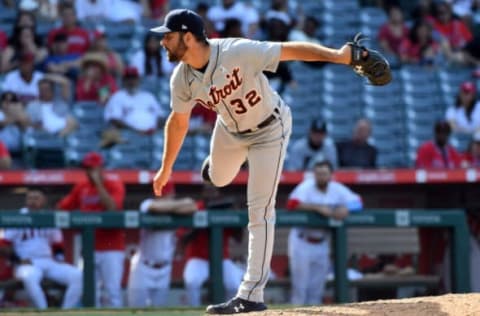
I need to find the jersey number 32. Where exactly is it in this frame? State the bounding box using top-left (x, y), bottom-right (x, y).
top-left (229, 90), bottom-right (261, 114)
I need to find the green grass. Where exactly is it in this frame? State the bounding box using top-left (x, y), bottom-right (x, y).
top-left (0, 308), bottom-right (206, 316)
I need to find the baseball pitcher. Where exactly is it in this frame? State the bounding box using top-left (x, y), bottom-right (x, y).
top-left (150, 9), bottom-right (390, 314)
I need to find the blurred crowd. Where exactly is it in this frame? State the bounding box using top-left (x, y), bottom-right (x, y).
top-left (0, 0), bottom-right (477, 171)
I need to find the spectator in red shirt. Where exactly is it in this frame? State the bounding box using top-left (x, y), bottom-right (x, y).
top-left (378, 6), bottom-right (409, 57)
top-left (399, 20), bottom-right (443, 66)
top-left (56, 152), bottom-right (126, 307)
top-left (190, 103), bottom-right (217, 134)
top-left (75, 52), bottom-right (118, 104)
top-left (429, 0), bottom-right (473, 51)
top-left (415, 120), bottom-right (463, 169)
top-left (0, 140), bottom-right (11, 169)
top-left (178, 184), bottom-right (243, 307)
top-left (47, 4), bottom-right (90, 55)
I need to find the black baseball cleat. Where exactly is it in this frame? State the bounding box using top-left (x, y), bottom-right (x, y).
top-left (205, 297), bottom-right (267, 314)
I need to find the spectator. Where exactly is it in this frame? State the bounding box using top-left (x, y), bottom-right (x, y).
top-left (337, 119), bottom-right (377, 168)
top-left (263, 17), bottom-right (293, 93)
top-left (42, 32), bottom-right (81, 80)
top-left (0, 188), bottom-right (83, 309)
top-left (104, 0), bottom-right (143, 24)
top-left (287, 160), bottom-right (362, 305)
top-left (75, 0), bottom-right (109, 23)
top-left (378, 6), bottom-right (409, 57)
top-left (264, 0), bottom-right (295, 32)
top-left (75, 52), bottom-right (118, 104)
top-left (0, 141), bottom-right (12, 169)
top-left (129, 32), bottom-right (175, 78)
top-left (104, 66), bottom-right (165, 134)
top-left (0, 91), bottom-right (30, 155)
top-left (127, 182), bottom-right (197, 307)
top-left (288, 16), bottom-right (320, 44)
top-left (13, 10), bottom-right (36, 29)
top-left (179, 183), bottom-right (243, 307)
top-left (57, 152), bottom-right (126, 308)
top-left (1, 26), bottom-right (48, 73)
top-left (89, 29), bottom-right (124, 78)
top-left (287, 119), bottom-right (338, 170)
top-left (26, 78), bottom-right (77, 137)
top-left (462, 132), bottom-right (480, 167)
top-left (415, 120), bottom-right (463, 169)
top-left (220, 18), bottom-right (244, 38)
top-left (140, 0), bottom-right (169, 20)
top-left (207, 0), bottom-right (259, 39)
top-left (429, 0), bottom-right (473, 51)
top-left (2, 52), bottom-right (44, 103)
top-left (398, 20), bottom-right (444, 66)
top-left (446, 81), bottom-right (480, 134)
top-left (20, 0), bottom-right (59, 21)
top-left (195, 2), bottom-right (220, 39)
top-left (47, 4), bottom-right (90, 55)
top-left (190, 103), bottom-right (217, 134)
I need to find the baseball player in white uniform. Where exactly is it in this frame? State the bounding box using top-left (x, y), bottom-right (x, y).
top-left (127, 182), bottom-right (197, 307)
top-left (287, 160), bottom-right (363, 305)
top-left (0, 189), bottom-right (82, 309)
top-left (150, 9), bottom-right (355, 314)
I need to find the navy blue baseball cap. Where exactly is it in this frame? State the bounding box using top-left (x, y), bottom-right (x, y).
top-left (150, 9), bottom-right (205, 38)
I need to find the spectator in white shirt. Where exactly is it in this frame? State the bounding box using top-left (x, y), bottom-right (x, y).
top-left (207, 0), bottom-right (259, 38)
top-left (446, 81), bottom-right (480, 134)
top-left (2, 52), bottom-right (44, 103)
top-left (104, 66), bottom-right (165, 134)
top-left (75, 0), bottom-right (109, 23)
top-left (26, 78), bottom-right (77, 137)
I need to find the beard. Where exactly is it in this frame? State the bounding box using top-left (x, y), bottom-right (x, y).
top-left (165, 37), bottom-right (187, 62)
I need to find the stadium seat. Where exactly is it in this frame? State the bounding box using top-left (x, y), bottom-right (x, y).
top-left (23, 131), bottom-right (65, 169)
top-left (72, 102), bottom-right (105, 133)
top-left (360, 7), bottom-right (388, 28)
top-left (107, 147), bottom-right (151, 169)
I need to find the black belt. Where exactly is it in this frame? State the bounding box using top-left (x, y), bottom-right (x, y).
top-left (237, 108), bottom-right (279, 135)
top-left (142, 260), bottom-right (169, 269)
top-left (298, 232), bottom-right (326, 244)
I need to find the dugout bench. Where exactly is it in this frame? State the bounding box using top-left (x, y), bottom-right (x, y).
top-left (0, 209), bottom-right (470, 307)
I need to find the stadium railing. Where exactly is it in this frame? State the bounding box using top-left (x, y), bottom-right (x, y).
top-left (0, 209), bottom-right (470, 307)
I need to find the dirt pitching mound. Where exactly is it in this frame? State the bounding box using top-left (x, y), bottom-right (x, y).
top-left (252, 293), bottom-right (480, 316)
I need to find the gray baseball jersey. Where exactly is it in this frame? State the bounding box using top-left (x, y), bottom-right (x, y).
top-left (168, 37), bottom-right (292, 303)
top-left (170, 38), bottom-right (282, 133)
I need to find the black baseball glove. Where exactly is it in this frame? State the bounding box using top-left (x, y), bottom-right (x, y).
top-left (348, 33), bottom-right (392, 86)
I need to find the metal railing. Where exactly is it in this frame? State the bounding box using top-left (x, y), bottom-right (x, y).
top-left (0, 209), bottom-right (470, 306)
